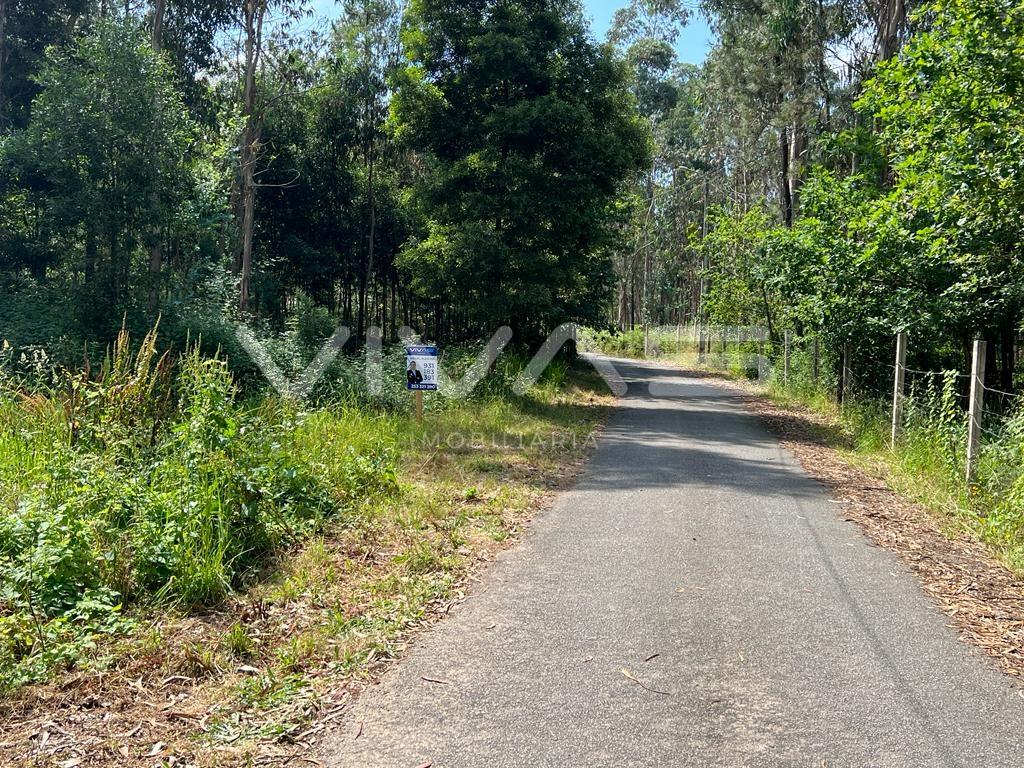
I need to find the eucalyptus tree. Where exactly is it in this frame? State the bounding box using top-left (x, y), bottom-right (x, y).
top-left (333, 0), bottom-right (403, 339)
top-left (12, 16), bottom-right (198, 333)
top-left (607, 0), bottom-right (689, 330)
top-left (231, 0), bottom-right (314, 312)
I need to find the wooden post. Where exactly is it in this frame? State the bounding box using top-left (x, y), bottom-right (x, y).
top-left (676, 323), bottom-right (681, 350)
top-left (414, 390), bottom-right (423, 424)
top-left (839, 343), bottom-right (850, 404)
top-left (644, 324), bottom-right (650, 358)
top-left (966, 339), bottom-right (987, 484)
top-left (891, 332), bottom-right (907, 449)
top-left (812, 336), bottom-right (820, 384)
top-left (844, 344), bottom-right (851, 399)
top-left (783, 330), bottom-right (792, 386)
top-left (698, 326), bottom-right (706, 363)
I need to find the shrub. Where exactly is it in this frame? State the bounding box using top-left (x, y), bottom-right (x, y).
top-left (0, 330), bottom-right (400, 688)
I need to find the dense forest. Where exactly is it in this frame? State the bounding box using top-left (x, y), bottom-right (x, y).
top-left (610, 0), bottom-right (1023, 397)
top-left (2, 0), bottom-right (1021, 397)
top-left (0, 0), bottom-right (649, 362)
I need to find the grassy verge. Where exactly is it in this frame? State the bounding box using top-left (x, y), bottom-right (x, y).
top-left (641, 343), bottom-right (1024, 576)
top-left (758, 383), bottom-right (1024, 574)
top-left (581, 327), bottom-right (1024, 572)
top-left (0, 335), bottom-right (612, 766)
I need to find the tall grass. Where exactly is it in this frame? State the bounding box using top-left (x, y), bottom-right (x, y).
top-left (764, 348), bottom-right (1024, 572)
top-left (0, 330), bottom-right (399, 690)
top-left (0, 325), bottom-right (588, 691)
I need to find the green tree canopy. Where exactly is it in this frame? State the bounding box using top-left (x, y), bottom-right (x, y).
top-left (391, 0), bottom-right (650, 340)
top-left (11, 16), bottom-right (198, 333)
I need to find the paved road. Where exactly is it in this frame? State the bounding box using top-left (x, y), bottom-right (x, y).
top-left (322, 359), bottom-right (1024, 768)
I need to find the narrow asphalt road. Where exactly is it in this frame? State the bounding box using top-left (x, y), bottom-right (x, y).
top-left (322, 359), bottom-right (1024, 768)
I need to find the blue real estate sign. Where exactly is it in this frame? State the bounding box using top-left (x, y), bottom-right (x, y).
top-left (405, 345), bottom-right (438, 391)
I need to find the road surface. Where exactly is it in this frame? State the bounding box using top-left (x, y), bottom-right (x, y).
top-left (322, 359), bottom-right (1024, 768)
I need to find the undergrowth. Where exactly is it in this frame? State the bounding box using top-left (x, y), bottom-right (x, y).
top-left (0, 330), bottom-right (398, 691)
top-left (762, 351), bottom-right (1024, 573)
top-left (0, 326), bottom-right (601, 699)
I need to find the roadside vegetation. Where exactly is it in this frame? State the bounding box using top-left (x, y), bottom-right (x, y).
top-left (0, 329), bottom-right (610, 763)
top-left (2, 0), bottom-right (1024, 757)
top-left (763, 349), bottom-right (1024, 575)
top-left (583, 327), bottom-right (1024, 574)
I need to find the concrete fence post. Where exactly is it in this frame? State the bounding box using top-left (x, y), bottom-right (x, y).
top-left (891, 332), bottom-right (907, 449)
top-left (812, 336), bottom-right (820, 385)
top-left (783, 330), bottom-right (792, 387)
top-left (839, 343), bottom-right (851, 405)
top-left (966, 339), bottom-right (987, 485)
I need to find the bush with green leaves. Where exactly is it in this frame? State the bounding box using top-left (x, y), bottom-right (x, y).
top-left (0, 331), bottom-right (398, 690)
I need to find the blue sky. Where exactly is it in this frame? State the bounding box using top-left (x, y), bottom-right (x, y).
top-left (309, 0), bottom-right (714, 65)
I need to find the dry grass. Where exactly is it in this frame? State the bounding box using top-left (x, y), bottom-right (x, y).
top-left (0, 367), bottom-right (613, 767)
top-left (706, 372), bottom-right (1024, 682)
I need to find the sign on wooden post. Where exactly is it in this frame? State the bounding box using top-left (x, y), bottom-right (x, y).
top-left (406, 344), bottom-right (438, 424)
top-left (891, 332), bottom-right (907, 449)
top-left (966, 339), bottom-right (987, 485)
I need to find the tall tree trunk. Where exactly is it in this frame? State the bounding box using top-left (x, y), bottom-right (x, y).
top-left (147, 0), bottom-right (168, 312)
top-left (877, 0), bottom-right (907, 61)
top-left (788, 121), bottom-right (806, 218)
top-left (357, 152), bottom-right (377, 341)
top-left (697, 178), bottom-right (709, 322)
top-left (238, 0), bottom-right (265, 313)
top-left (778, 124), bottom-right (793, 226)
top-left (152, 0), bottom-right (166, 50)
top-left (238, 147), bottom-right (256, 312)
top-left (617, 273), bottom-right (628, 330)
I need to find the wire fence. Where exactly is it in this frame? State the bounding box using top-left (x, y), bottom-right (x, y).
top-left (587, 323), bottom-right (1022, 489)
top-left (787, 333), bottom-right (1019, 483)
